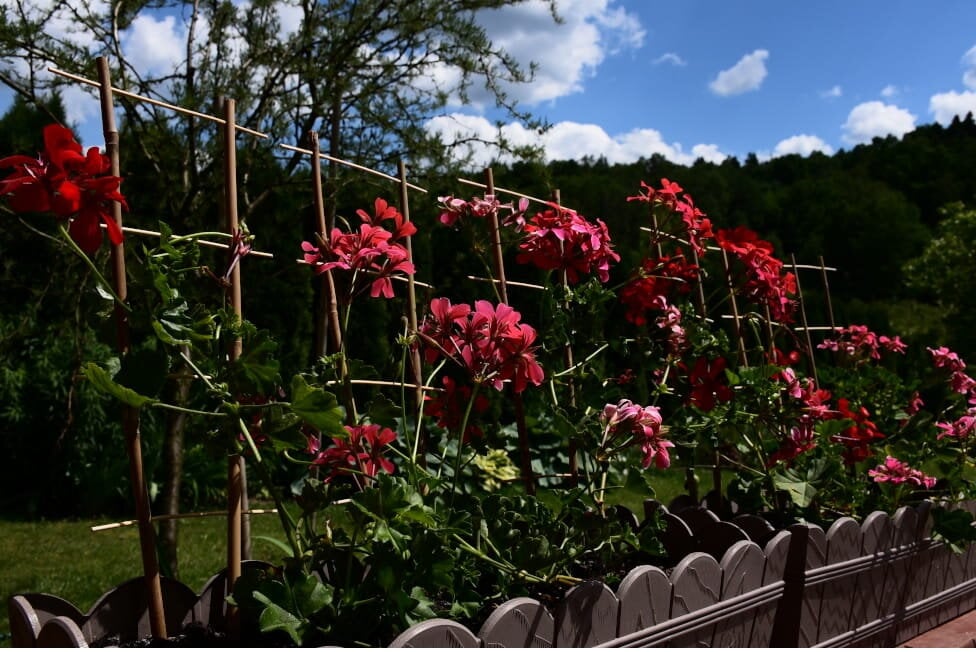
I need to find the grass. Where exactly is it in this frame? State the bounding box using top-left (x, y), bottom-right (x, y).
top-left (0, 510), bottom-right (284, 647)
top-left (0, 466), bottom-right (714, 646)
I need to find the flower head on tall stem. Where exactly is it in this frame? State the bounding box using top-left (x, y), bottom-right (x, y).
top-left (0, 124), bottom-right (127, 253)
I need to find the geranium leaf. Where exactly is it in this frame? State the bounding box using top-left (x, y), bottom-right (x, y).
top-left (772, 470), bottom-right (818, 508)
top-left (255, 595), bottom-right (303, 646)
top-left (293, 574), bottom-right (333, 615)
top-left (82, 362), bottom-right (154, 408)
top-left (289, 375), bottom-right (344, 435)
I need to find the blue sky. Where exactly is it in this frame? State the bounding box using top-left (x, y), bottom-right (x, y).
top-left (430, 0), bottom-right (976, 165)
top-left (6, 0), bottom-right (976, 167)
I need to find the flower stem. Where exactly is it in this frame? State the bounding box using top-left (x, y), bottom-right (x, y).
top-left (450, 383), bottom-right (481, 507)
top-left (58, 224), bottom-right (130, 310)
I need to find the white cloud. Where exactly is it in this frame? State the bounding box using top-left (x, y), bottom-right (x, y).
top-left (771, 134), bottom-right (834, 158)
top-left (425, 113), bottom-right (727, 167)
top-left (821, 85), bottom-right (842, 99)
top-left (963, 45), bottom-right (976, 90)
top-left (841, 101), bottom-right (916, 144)
top-left (930, 91), bottom-right (976, 124)
top-left (709, 49), bottom-right (769, 96)
top-left (120, 15), bottom-right (186, 75)
top-left (880, 84), bottom-right (898, 98)
top-left (653, 52), bottom-right (686, 66)
top-left (473, 0), bottom-right (645, 106)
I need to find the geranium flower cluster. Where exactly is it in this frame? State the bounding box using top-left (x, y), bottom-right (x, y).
top-left (626, 178), bottom-right (714, 256)
top-left (868, 456), bottom-right (936, 489)
top-left (619, 254), bottom-right (699, 327)
top-left (425, 376), bottom-right (490, 443)
top-left (832, 398), bottom-right (886, 464)
top-left (419, 298), bottom-right (544, 394)
top-left (768, 379), bottom-right (832, 466)
top-left (515, 203), bottom-right (619, 284)
top-left (715, 226), bottom-right (797, 323)
top-left (685, 356), bottom-right (734, 411)
top-left (818, 325), bottom-right (907, 361)
top-left (599, 398), bottom-right (673, 469)
top-left (0, 124), bottom-right (127, 253)
top-left (436, 193), bottom-right (528, 229)
top-left (928, 345), bottom-right (976, 438)
top-left (301, 198), bottom-right (415, 299)
top-left (308, 423), bottom-right (396, 484)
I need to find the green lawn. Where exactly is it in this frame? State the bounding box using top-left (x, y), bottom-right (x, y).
top-left (0, 512), bottom-right (284, 647)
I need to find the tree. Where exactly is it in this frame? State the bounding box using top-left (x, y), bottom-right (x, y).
top-left (904, 202), bottom-right (976, 361)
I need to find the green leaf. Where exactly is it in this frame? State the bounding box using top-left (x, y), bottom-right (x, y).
top-left (254, 594), bottom-right (303, 646)
top-left (772, 470), bottom-right (818, 508)
top-left (366, 394), bottom-right (401, 425)
top-left (293, 574), bottom-right (333, 615)
top-left (252, 534), bottom-right (295, 557)
top-left (931, 507), bottom-right (976, 552)
top-left (82, 362), bottom-right (154, 408)
top-left (290, 375), bottom-right (344, 435)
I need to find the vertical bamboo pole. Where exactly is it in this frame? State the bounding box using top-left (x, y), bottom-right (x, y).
top-left (791, 254), bottom-right (819, 387)
top-left (484, 168), bottom-right (534, 495)
top-left (819, 255), bottom-right (836, 330)
top-left (308, 132), bottom-right (356, 423)
top-left (552, 188), bottom-right (579, 487)
top-left (95, 56), bottom-right (167, 640)
top-left (721, 249), bottom-right (748, 367)
top-left (222, 98), bottom-right (243, 620)
top-left (398, 161), bottom-right (426, 463)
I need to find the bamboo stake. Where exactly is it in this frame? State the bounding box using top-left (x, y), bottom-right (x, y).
top-left (398, 161), bottom-right (427, 463)
top-left (308, 132), bottom-right (356, 422)
top-left (92, 509), bottom-right (279, 532)
top-left (92, 509), bottom-right (277, 532)
top-left (100, 223), bottom-right (273, 257)
top-left (483, 168), bottom-right (535, 495)
top-left (466, 276), bottom-right (544, 290)
top-left (222, 98), bottom-right (243, 626)
top-left (458, 177), bottom-right (551, 208)
top-left (50, 67), bottom-right (268, 139)
top-left (721, 249), bottom-right (749, 367)
top-left (96, 56), bottom-right (168, 640)
top-left (819, 255), bottom-right (836, 330)
top-left (791, 254), bottom-right (819, 387)
top-left (279, 143), bottom-right (427, 193)
top-left (552, 188), bottom-right (580, 487)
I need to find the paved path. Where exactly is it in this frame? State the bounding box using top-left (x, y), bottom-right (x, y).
top-left (902, 611), bottom-right (976, 647)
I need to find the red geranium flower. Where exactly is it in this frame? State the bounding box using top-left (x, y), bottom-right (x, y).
top-left (301, 197), bottom-right (415, 299)
top-left (309, 423), bottom-right (396, 484)
top-left (686, 356), bottom-right (734, 411)
top-left (0, 124), bottom-right (127, 253)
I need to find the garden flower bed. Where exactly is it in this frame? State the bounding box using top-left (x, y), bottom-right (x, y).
top-left (5, 59), bottom-right (976, 647)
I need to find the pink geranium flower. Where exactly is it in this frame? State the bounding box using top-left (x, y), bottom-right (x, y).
top-left (868, 456), bottom-right (936, 489)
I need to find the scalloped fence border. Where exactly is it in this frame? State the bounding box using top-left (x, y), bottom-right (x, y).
top-left (10, 502), bottom-right (976, 647)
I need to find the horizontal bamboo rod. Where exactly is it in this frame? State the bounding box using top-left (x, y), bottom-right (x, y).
top-left (91, 508), bottom-right (278, 532)
top-left (49, 68), bottom-right (269, 139)
top-left (467, 275), bottom-right (545, 290)
top-left (457, 177), bottom-right (553, 207)
top-left (323, 379), bottom-right (443, 392)
top-left (279, 143), bottom-right (427, 193)
top-left (103, 224), bottom-right (273, 258)
top-left (293, 259), bottom-right (433, 288)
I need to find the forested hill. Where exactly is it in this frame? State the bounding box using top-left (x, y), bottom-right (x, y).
top-left (481, 114), bottom-right (976, 356)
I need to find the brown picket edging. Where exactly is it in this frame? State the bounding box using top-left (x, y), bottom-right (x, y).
top-left (10, 503), bottom-right (976, 647)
